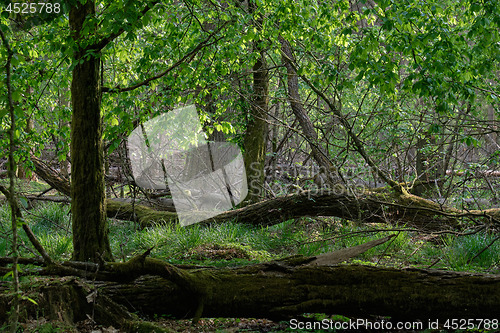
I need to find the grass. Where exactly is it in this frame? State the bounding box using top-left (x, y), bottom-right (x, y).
top-left (0, 202), bottom-right (498, 274)
top-left (111, 220), bottom-right (282, 266)
top-left (442, 232), bottom-right (500, 271)
top-left (0, 179), bottom-right (52, 195)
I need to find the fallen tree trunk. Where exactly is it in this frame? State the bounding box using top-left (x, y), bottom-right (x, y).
top-left (447, 169), bottom-right (500, 177)
top-left (108, 189), bottom-right (500, 231)
top-left (3, 259), bottom-right (498, 330)
top-left (31, 156), bottom-right (71, 197)
top-left (32, 155), bottom-right (500, 231)
top-left (99, 264), bottom-right (500, 321)
top-left (98, 238), bottom-right (500, 322)
top-left (1, 237), bottom-right (499, 330)
top-left (1, 236), bottom-right (392, 328)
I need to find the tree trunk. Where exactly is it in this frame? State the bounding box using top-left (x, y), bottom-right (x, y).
top-left (59, 88), bottom-right (71, 179)
top-left (16, 86), bottom-right (38, 181)
top-left (106, 188), bottom-right (500, 231)
top-left (31, 155), bottom-right (71, 196)
top-left (414, 130), bottom-right (439, 196)
top-left (100, 265), bottom-right (500, 322)
top-left (2, 260), bottom-right (498, 329)
top-left (243, 0), bottom-right (269, 204)
top-left (280, 38), bottom-right (337, 183)
top-left (69, 0), bottom-right (112, 262)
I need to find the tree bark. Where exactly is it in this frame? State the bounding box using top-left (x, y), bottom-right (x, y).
top-left (243, 0), bottom-right (269, 204)
top-left (69, 0), bottom-right (112, 262)
top-left (16, 87), bottom-right (38, 181)
top-left (106, 188), bottom-right (500, 231)
top-left (280, 38), bottom-right (337, 183)
top-left (99, 264), bottom-right (500, 322)
top-left (2, 258), bottom-right (498, 328)
top-left (31, 156), bottom-right (71, 196)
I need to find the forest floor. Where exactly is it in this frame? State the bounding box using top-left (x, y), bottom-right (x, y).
top-left (23, 317), bottom-right (289, 332)
top-left (24, 315), bottom-right (431, 332)
top-left (1, 180), bottom-right (499, 332)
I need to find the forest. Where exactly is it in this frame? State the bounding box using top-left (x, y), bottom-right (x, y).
top-left (0, 0), bottom-right (499, 332)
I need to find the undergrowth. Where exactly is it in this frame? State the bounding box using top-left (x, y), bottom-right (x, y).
top-left (0, 202), bottom-right (498, 273)
top-left (0, 201), bottom-right (498, 332)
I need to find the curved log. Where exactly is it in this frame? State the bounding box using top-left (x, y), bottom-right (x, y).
top-left (32, 155), bottom-right (500, 231)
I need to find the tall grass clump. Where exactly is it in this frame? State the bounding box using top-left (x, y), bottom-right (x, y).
top-left (29, 202), bottom-right (70, 233)
top-left (26, 202), bottom-right (72, 260)
top-left (443, 232), bottom-right (500, 270)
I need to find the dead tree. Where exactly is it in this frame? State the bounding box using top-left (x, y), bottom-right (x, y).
top-left (31, 154), bottom-right (500, 231)
top-left (0, 237), bottom-right (498, 331)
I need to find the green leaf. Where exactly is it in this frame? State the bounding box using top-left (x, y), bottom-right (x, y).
top-left (463, 136), bottom-right (479, 148)
top-left (12, 90), bottom-right (21, 102)
top-left (0, 108), bottom-right (8, 121)
top-left (22, 296), bottom-right (38, 306)
top-left (16, 217), bottom-right (26, 228)
top-left (19, 197), bottom-right (29, 209)
top-left (11, 54), bottom-right (20, 67)
top-left (428, 124), bottom-right (441, 134)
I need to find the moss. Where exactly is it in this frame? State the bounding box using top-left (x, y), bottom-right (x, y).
top-left (185, 242), bottom-right (272, 262)
top-left (125, 320), bottom-right (174, 333)
top-left (106, 199), bottom-right (178, 228)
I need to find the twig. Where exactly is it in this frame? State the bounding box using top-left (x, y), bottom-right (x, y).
top-left (301, 225), bottom-right (487, 246)
top-left (0, 26), bottom-right (20, 333)
top-left (467, 234), bottom-right (500, 265)
top-left (427, 258), bottom-right (441, 269)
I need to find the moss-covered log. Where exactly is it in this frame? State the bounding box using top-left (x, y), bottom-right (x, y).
top-left (106, 199), bottom-right (178, 226)
top-left (2, 263), bottom-right (498, 328)
top-left (93, 240), bottom-right (500, 321)
top-left (100, 264), bottom-right (500, 321)
top-left (0, 278), bottom-right (174, 332)
top-left (113, 190), bottom-right (500, 231)
top-left (1, 237), bottom-right (498, 331)
top-left (32, 154), bottom-right (500, 230)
